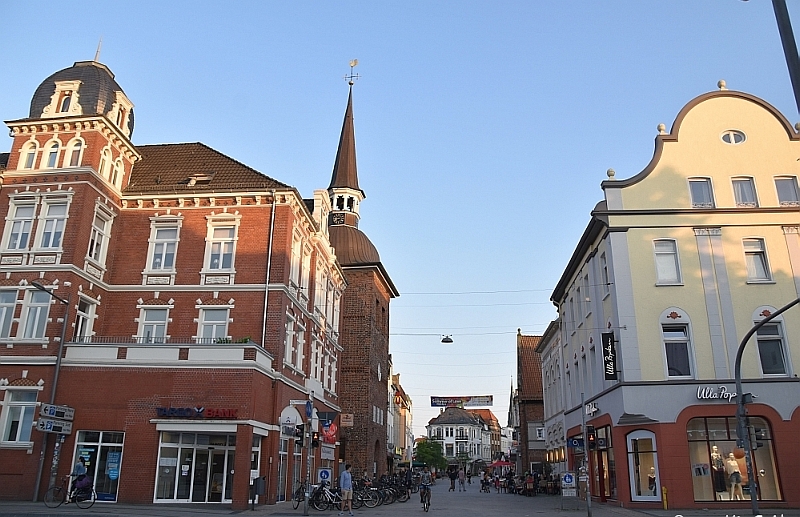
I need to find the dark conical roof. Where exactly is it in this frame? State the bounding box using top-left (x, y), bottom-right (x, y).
top-left (328, 86), bottom-right (362, 195)
top-left (329, 225), bottom-right (380, 265)
top-left (29, 61), bottom-right (134, 135)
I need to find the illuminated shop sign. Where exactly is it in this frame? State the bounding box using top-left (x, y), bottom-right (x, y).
top-left (601, 332), bottom-right (617, 381)
top-left (156, 407), bottom-right (239, 418)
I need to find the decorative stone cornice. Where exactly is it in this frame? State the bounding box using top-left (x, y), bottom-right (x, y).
top-left (693, 227), bottom-right (722, 236)
top-left (783, 226), bottom-right (800, 234)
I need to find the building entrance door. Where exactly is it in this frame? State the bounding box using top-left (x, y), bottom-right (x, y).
top-left (191, 449), bottom-right (229, 502)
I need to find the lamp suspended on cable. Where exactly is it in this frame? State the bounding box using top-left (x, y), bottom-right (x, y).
top-left (441, 335), bottom-right (453, 344)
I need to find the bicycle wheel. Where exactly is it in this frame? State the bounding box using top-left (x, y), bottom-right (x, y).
top-left (423, 494), bottom-right (429, 512)
top-left (311, 494), bottom-right (328, 511)
top-left (363, 490), bottom-right (380, 508)
top-left (398, 489), bottom-right (409, 502)
top-left (292, 491), bottom-right (302, 510)
top-left (43, 486), bottom-right (65, 508)
top-left (351, 492), bottom-right (363, 509)
top-left (74, 487), bottom-right (96, 509)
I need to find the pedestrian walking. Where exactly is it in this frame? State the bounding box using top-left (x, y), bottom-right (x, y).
top-left (458, 468), bottom-right (465, 491)
top-left (448, 469), bottom-right (457, 491)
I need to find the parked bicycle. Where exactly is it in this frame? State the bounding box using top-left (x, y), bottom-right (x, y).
top-left (309, 480), bottom-right (342, 511)
top-left (291, 480), bottom-right (307, 510)
top-left (44, 474), bottom-right (96, 509)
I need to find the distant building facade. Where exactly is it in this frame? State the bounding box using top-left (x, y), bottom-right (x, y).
top-left (515, 330), bottom-right (545, 474)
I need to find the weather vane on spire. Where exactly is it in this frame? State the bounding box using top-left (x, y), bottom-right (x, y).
top-left (344, 59), bottom-right (360, 86)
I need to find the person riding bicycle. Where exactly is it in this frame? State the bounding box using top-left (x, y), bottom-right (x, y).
top-left (69, 457), bottom-right (88, 500)
top-left (419, 466), bottom-right (433, 505)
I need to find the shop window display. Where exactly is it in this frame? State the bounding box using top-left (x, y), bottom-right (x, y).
top-left (626, 430), bottom-right (660, 501)
top-left (686, 417), bottom-right (781, 501)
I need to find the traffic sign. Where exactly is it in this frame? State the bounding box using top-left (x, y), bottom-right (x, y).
top-left (40, 404), bottom-right (75, 421)
top-left (561, 472), bottom-right (576, 488)
top-left (290, 400), bottom-right (308, 405)
top-left (305, 401), bottom-right (313, 418)
top-left (37, 418), bottom-right (73, 434)
top-left (317, 467), bottom-right (332, 484)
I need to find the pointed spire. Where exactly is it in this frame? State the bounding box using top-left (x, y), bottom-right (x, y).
top-left (328, 85), bottom-right (363, 195)
top-left (94, 37), bottom-right (103, 62)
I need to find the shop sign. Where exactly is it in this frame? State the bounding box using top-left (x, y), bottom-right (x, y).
top-left (340, 414), bottom-right (354, 427)
top-left (567, 437), bottom-right (584, 448)
top-left (107, 451), bottom-right (121, 481)
top-left (320, 445), bottom-right (335, 460)
top-left (156, 407), bottom-right (239, 418)
top-left (696, 385), bottom-right (736, 403)
top-left (601, 332), bottom-right (617, 380)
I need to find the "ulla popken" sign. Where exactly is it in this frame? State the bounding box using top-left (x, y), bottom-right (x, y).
top-left (696, 385), bottom-right (736, 403)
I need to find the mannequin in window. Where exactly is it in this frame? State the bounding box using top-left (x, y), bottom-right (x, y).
top-left (647, 467), bottom-right (656, 495)
top-left (710, 446), bottom-right (726, 496)
top-left (726, 452), bottom-right (744, 500)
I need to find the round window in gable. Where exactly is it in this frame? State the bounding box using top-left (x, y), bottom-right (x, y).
top-left (721, 130), bottom-right (746, 145)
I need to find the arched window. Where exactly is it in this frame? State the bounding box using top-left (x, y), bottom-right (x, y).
top-left (626, 430), bottom-right (660, 501)
top-left (59, 92), bottom-right (71, 113)
top-left (45, 142), bottom-right (60, 169)
top-left (98, 148), bottom-right (111, 178)
top-left (111, 159), bottom-right (124, 188)
top-left (21, 141), bottom-right (38, 169)
top-left (67, 139), bottom-right (83, 167)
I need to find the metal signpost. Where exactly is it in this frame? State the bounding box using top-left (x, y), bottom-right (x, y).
top-left (303, 392), bottom-right (314, 516)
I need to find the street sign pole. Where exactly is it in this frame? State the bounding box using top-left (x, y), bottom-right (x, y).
top-left (581, 393), bottom-right (592, 517)
top-left (303, 391), bottom-right (314, 516)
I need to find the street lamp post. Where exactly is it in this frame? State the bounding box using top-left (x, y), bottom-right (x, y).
top-left (734, 296), bottom-right (800, 516)
top-left (30, 281), bottom-right (71, 502)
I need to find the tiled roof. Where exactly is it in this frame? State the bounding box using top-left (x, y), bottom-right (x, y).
top-left (124, 142), bottom-right (289, 195)
top-left (467, 409), bottom-right (500, 429)
top-left (0, 153), bottom-right (8, 171)
top-left (427, 406), bottom-right (481, 426)
top-left (517, 332), bottom-right (543, 401)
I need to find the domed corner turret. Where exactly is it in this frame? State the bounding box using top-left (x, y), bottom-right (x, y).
top-left (29, 60), bottom-right (135, 138)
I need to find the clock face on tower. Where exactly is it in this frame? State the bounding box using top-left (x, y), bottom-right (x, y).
top-left (331, 213), bottom-right (345, 225)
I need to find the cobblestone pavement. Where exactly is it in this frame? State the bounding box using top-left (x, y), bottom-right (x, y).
top-left (0, 481), bottom-right (796, 517)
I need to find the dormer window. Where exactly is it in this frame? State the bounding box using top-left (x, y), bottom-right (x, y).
top-left (116, 107), bottom-right (126, 127)
top-left (185, 172), bottom-right (215, 187)
top-left (59, 92), bottom-right (72, 113)
top-left (721, 130), bottom-right (746, 145)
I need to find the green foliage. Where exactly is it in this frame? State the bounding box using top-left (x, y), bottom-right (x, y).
top-left (415, 439), bottom-right (447, 470)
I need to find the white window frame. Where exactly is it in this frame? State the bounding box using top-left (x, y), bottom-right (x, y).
top-left (660, 308), bottom-right (695, 379)
top-left (35, 198), bottom-right (71, 251)
top-left (290, 231), bottom-right (302, 288)
top-left (293, 321), bottom-right (305, 371)
top-left (20, 289), bottom-right (52, 340)
top-left (688, 178), bottom-right (715, 208)
top-left (743, 238), bottom-right (772, 282)
top-left (42, 140), bottom-right (61, 169)
top-left (314, 262), bottom-right (327, 318)
top-left (732, 177), bottom-right (758, 208)
top-left (98, 147), bottom-right (111, 179)
top-left (284, 315), bottom-right (296, 367)
top-left (600, 252), bottom-right (610, 296)
top-left (196, 307), bottom-right (231, 343)
top-left (0, 290), bottom-right (17, 339)
top-left (3, 198), bottom-right (38, 252)
top-left (20, 140), bottom-right (38, 170)
top-left (626, 430), bottom-right (660, 502)
top-left (775, 176), bottom-right (800, 207)
top-left (653, 239), bottom-right (682, 285)
top-left (137, 306), bottom-right (170, 343)
top-left (144, 217), bottom-right (182, 282)
top-left (753, 308), bottom-right (792, 377)
top-left (73, 297), bottom-right (97, 342)
top-left (65, 137), bottom-right (85, 168)
top-left (111, 159), bottom-right (124, 189)
top-left (200, 215), bottom-right (240, 285)
top-left (87, 205), bottom-right (114, 267)
top-left (0, 387), bottom-right (41, 447)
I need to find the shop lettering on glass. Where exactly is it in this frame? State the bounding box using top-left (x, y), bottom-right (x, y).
top-left (156, 406), bottom-right (239, 418)
top-left (601, 332), bottom-right (617, 381)
top-left (696, 385), bottom-right (736, 403)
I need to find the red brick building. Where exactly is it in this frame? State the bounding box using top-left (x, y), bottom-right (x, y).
top-left (326, 87), bottom-right (398, 478)
top-left (514, 331), bottom-right (545, 473)
top-left (0, 60), bottom-right (364, 508)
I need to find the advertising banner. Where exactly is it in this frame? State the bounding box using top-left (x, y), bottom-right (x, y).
top-left (430, 395), bottom-right (493, 407)
top-left (601, 332), bottom-right (617, 381)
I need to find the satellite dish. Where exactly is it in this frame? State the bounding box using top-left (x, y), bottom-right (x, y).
top-left (350, 59), bottom-right (358, 68)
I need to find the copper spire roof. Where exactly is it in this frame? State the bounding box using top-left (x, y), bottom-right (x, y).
top-left (328, 86), bottom-right (363, 196)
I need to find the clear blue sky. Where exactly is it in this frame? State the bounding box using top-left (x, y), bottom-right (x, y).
top-left (2, 2), bottom-right (799, 437)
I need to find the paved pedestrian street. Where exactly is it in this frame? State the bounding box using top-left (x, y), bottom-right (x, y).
top-left (1, 480), bottom-right (797, 517)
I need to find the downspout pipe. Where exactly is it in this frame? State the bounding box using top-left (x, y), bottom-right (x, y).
top-left (262, 190), bottom-right (277, 349)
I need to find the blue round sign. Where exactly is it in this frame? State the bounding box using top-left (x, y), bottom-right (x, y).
top-left (320, 470), bottom-right (329, 480)
top-left (563, 473), bottom-right (574, 484)
top-left (305, 401), bottom-right (313, 418)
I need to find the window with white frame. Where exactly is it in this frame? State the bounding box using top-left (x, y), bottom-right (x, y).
top-left (311, 338), bottom-right (323, 381)
top-left (314, 264), bottom-right (327, 316)
top-left (654, 239), bottom-right (681, 284)
top-left (328, 356), bottom-right (337, 393)
top-left (662, 323), bottom-right (693, 378)
top-left (582, 274), bottom-right (590, 316)
top-left (98, 148), bottom-right (111, 178)
top-left (66, 139), bottom-right (83, 167)
top-left (290, 232), bottom-right (302, 287)
top-left (22, 290), bottom-right (51, 340)
top-left (87, 210), bottom-right (112, 265)
top-left (139, 307), bottom-right (168, 343)
top-left (689, 178), bottom-right (715, 208)
top-left (732, 177), bottom-right (758, 207)
top-left (5, 202), bottom-right (37, 251)
top-left (111, 159), bottom-right (123, 188)
top-left (284, 316), bottom-right (296, 366)
top-left (744, 238), bottom-right (771, 282)
top-left (756, 323), bottom-right (788, 375)
top-left (627, 430), bottom-right (660, 501)
top-left (37, 201), bottom-right (68, 249)
top-left (332, 291), bottom-right (341, 334)
top-left (21, 141), bottom-right (38, 170)
top-left (44, 141), bottom-right (60, 169)
top-left (775, 176), bottom-right (800, 206)
top-left (1, 389), bottom-right (39, 444)
top-left (301, 248), bottom-right (311, 300)
top-left (198, 308), bottom-right (229, 341)
top-left (0, 291), bottom-right (16, 339)
top-left (600, 252), bottom-right (610, 295)
top-left (293, 323), bottom-right (305, 370)
top-left (147, 223), bottom-right (180, 271)
top-left (207, 226), bottom-right (236, 271)
top-left (73, 298), bottom-right (96, 342)
top-left (575, 285), bottom-right (582, 324)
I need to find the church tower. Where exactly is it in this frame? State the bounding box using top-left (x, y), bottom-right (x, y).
top-left (328, 81), bottom-right (399, 476)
